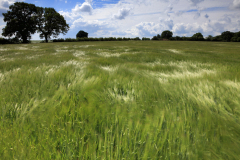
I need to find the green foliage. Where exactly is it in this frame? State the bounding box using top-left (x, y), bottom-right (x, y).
top-left (52, 37), bottom-right (134, 42)
top-left (1, 2), bottom-right (69, 44)
top-left (35, 7), bottom-right (69, 43)
top-left (132, 37), bottom-right (141, 40)
top-left (0, 37), bottom-right (9, 44)
top-left (142, 37), bottom-right (150, 40)
top-left (2, 2), bottom-right (38, 43)
top-left (212, 35), bottom-right (222, 41)
top-left (123, 37), bottom-right (131, 41)
top-left (161, 30), bottom-right (173, 39)
top-left (234, 31), bottom-right (240, 37)
top-left (221, 31), bottom-right (234, 42)
top-left (231, 37), bottom-right (237, 42)
top-left (117, 37), bottom-right (123, 41)
top-left (206, 35), bottom-right (213, 41)
top-left (0, 37), bottom-right (21, 44)
top-left (175, 36), bottom-right (182, 40)
top-left (52, 38), bottom-right (64, 42)
top-left (65, 38), bottom-right (77, 42)
top-left (151, 36), bottom-right (159, 40)
top-left (192, 32), bottom-right (204, 41)
top-left (76, 30), bottom-right (88, 38)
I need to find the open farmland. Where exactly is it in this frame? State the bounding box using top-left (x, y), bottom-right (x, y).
top-left (0, 41), bottom-right (240, 159)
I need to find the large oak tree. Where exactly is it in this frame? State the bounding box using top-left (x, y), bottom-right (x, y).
top-left (2, 2), bottom-right (38, 43)
top-left (161, 30), bottom-right (173, 39)
top-left (35, 7), bottom-right (69, 43)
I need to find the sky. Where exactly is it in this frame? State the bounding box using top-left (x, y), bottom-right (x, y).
top-left (0, 0), bottom-right (240, 40)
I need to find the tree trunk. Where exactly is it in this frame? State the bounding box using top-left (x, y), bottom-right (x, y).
top-left (22, 36), bottom-right (28, 43)
top-left (45, 34), bottom-right (48, 43)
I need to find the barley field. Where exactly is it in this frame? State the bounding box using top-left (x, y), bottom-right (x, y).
top-left (0, 41), bottom-right (240, 159)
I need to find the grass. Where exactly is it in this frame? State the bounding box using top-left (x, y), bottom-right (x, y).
top-left (0, 41), bottom-right (240, 159)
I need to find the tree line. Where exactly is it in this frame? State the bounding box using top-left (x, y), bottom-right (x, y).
top-left (152, 30), bottom-right (240, 42)
top-left (1, 2), bottom-right (69, 43)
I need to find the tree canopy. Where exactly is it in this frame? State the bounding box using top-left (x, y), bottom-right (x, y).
top-left (76, 30), bottom-right (88, 38)
top-left (35, 7), bottom-right (69, 43)
top-left (2, 2), bottom-right (38, 43)
top-left (192, 32), bottom-right (204, 41)
top-left (1, 2), bottom-right (69, 43)
top-left (221, 31), bottom-right (235, 42)
top-left (161, 30), bottom-right (173, 39)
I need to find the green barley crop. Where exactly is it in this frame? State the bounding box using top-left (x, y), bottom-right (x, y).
top-left (0, 41), bottom-right (240, 159)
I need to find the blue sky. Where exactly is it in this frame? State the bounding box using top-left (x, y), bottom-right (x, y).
top-left (0, 0), bottom-right (240, 40)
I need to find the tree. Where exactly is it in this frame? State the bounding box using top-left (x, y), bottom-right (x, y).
top-left (212, 35), bottom-right (222, 41)
top-left (151, 36), bottom-right (158, 40)
top-left (35, 7), bottom-right (69, 43)
top-left (221, 31), bottom-right (234, 42)
top-left (76, 30), bottom-right (88, 38)
top-left (234, 31), bottom-right (240, 38)
top-left (2, 2), bottom-right (38, 43)
top-left (161, 30), bottom-right (173, 39)
top-left (157, 34), bottom-right (161, 38)
top-left (192, 32), bottom-right (204, 41)
top-left (206, 35), bottom-right (213, 41)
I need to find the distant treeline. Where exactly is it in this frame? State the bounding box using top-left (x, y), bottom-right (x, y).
top-left (52, 37), bottom-right (143, 42)
top-left (152, 30), bottom-right (240, 42)
top-left (0, 37), bottom-right (21, 44)
top-left (1, 30), bottom-right (240, 44)
top-left (51, 30), bottom-right (240, 43)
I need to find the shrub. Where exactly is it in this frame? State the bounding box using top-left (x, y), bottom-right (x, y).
top-left (53, 38), bottom-right (64, 42)
top-left (0, 37), bottom-right (21, 44)
top-left (231, 37), bottom-right (237, 42)
top-left (133, 37), bottom-right (140, 40)
top-left (65, 38), bottom-right (77, 42)
top-left (117, 37), bottom-right (123, 41)
top-left (212, 36), bottom-right (222, 41)
top-left (0, 37), bottom-right (10, 44)
top-left (77, 37), bottom-right (84, 41)
top-left (151, 36), bottom-right (158, 40)
top-left (176, 36), bottom-right (182, 40)
top-left (142, 37), bottom-right (150, 40)
top-left (84, 37), bottom-right (89, 41)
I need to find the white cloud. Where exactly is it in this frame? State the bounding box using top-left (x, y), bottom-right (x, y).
top-left (65, 1), bottom-right (67, 3)
top-left (85, 0), bottom-right (92, 4)
top-left (127, 18), bottom-right (174, 37)
top-left (71, 18), bottom-right (115, 32)
top-left (0, 0), bottom-right (11, 8)
top-left (1, 0), bottom-right (25, 17)
top-left (160, 18), bottom-right (174, 29)
top-left (188, 0), bottom-right (204, 6)
top-left (72, 0), bottom-right (93, 15)
top-left (113, 8), bottom-right (132, 20)
top-left (172, 23), bottom-right (203, 35)
top-left (233, 0), bottom-right (240, 9)
top-left (0, 24), bottom-right (4, 35)
top-left (59, 11), bottom-right (81, 20)
top-left (194, 12), bottom-right (201, 19)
